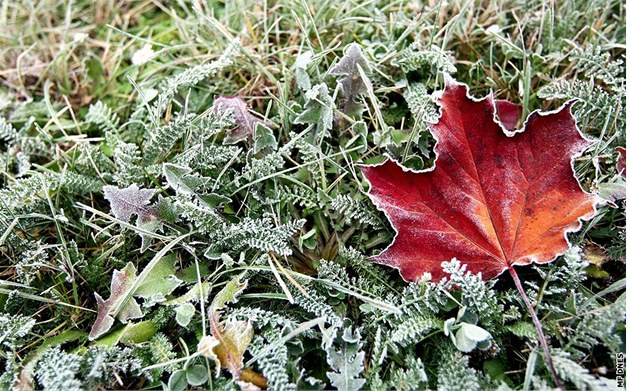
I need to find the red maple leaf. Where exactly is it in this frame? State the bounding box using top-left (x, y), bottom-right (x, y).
top-left (363, 79), bottom-right (599, 283)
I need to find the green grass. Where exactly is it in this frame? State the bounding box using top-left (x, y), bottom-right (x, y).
top-left (0, 1), bottom-right (625, 390)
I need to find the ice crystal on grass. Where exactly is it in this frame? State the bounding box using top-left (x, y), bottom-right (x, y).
top-left (538, 79), bottom-right (625, 133)
top-left (154, 42), bottom-right (237, 116)
top-left (140, 333), bottom-right (178, 381)
top-left (0, 117), bottom-right (17, 144)
top-left (0, 171), bottom-right (102, 215)
top-left (330, 194), bottom-right (383, 228)
top-left (207, 216), bottom-right (305, 257)
top-left (83, 346), bottom-right (142, 384)
top-left (388, 356), bottom-right (428, 391)
top-left (275, 184), bottom-right (319, 209)
top-left (250, 332), bottom-right (295, 391)
top-left (292, 283), bottom-right (341, 326)
top-left (442, 260), bottom-right (502, 326)
top-left (108, 134), bottom-right (144, 186)
top-left (14, 241), bottom-right (49, 285)
top-left (569, 295), bottom-right (625, 359)
top-left (390, 312), bottom-right (441, 347)
top-left (143, 113), bottom-right (195, 164)
top-left (0, 353), bottom-right (20, 391)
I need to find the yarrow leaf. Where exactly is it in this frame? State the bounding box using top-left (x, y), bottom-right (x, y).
top-left (363, 78), bottom-right (599, 282)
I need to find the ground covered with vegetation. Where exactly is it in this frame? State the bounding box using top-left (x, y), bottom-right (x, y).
top-left (0, 1), bottom-right (626, 390)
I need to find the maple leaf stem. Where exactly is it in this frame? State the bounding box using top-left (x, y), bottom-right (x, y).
top-left (508, 265), bottom-right (564, 391)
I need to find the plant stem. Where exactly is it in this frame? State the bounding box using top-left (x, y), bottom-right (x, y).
top-left (508, 265), bottom-right (564, 390)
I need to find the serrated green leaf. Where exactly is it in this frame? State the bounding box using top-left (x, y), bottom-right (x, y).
top-left (325, 327), bottom-right (366, 391)
top-left (134, 253), bottom-right (182, 300)
top-left (253, 123), bottom-right (278, 155)
top-left (163, 163), bottom-right (208, 195)
top-left (156, 195), bottom-right (182, 223)
top-left (89, 236), bottom-right (188, 340)
top-left (294, 83), bottom-right (334, 137)
top-left (199, 193), bottom-right (231, 209)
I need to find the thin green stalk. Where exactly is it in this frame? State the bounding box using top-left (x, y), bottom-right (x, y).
top-left (508, 265), bottom-right (564, 391)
